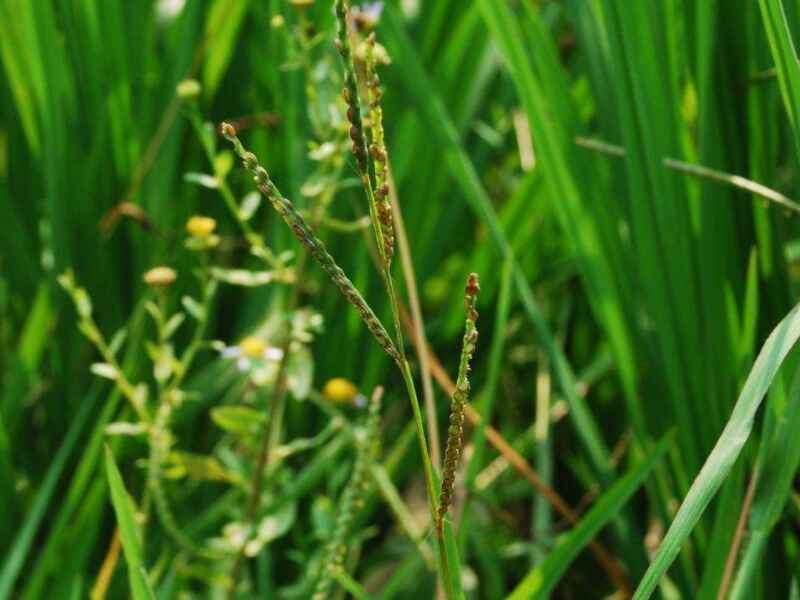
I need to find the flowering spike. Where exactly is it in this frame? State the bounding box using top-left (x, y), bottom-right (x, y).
top-left (365, 33), bottom-right (394, 268)
top-left (334, 0), bottom-right (395, 270)
top-left (335, 0), bottom-right (371, 178)
top-left (437, 273), bottom-right (480, 533)
top-left (221, 123), bottom-right (401, 365)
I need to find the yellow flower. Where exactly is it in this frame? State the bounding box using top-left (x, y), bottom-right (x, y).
top-left (323, 378), bottom-right (365, 407)
top-left (143, 266), bottom-right (177, 289)
top-left (185, 215), bottom-right (220, 251)
top-left (186, 215), bottom-right (217, 237)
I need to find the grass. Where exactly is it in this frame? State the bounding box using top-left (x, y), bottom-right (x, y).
top-left (2, 0), bottom-right (800, 598)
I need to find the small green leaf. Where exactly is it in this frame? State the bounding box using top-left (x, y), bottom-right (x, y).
top-left (108, 328), bottom-right (128, 357)
top-left (211, 405), bottom-right (266, 436)
top-left (210, 267), bottom-right (280, 287)
top-left (165, 451), bottom-right (242, 485)
top-left (214, 150), bottom-right (234, 179)
top-left (163, 312), bottom-right (185, 339)
top-left (311, 496), bottom-right (335, 540)
top-left (239, 191), bottom-right (261, 221)
top-left (182, 295), bottom-right (205, 320)
top-left (184, 172), bottom-right (219, 189)
top-left (287, 346), bottom-right (313, 400)
top-left (90, 363), bottom-right (119, 381)
top-left (105, 422), bottom-right (147, 437)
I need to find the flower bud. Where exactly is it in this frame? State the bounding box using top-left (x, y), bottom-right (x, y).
top-left (176, 79), bottom-right (201, 101)
top-left (143, 266), bottom-right (177, 289)
top-left (186, 215), bottom-right (217, 237)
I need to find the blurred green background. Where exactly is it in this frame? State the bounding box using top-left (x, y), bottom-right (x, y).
top-left (2, 0), bottom-right (800, 598)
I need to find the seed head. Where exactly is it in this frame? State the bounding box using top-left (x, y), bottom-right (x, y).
top-left (437, 273), bottom-right (480, 534)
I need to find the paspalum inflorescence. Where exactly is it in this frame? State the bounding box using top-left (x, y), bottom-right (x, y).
top-left (221, 123), bottom-right (401, 366)
top-left (437, 273), bottom-right (480, 533)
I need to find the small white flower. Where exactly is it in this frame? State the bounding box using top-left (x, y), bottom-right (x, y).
top-left (353, 1), bottom-right (383, 25)
top-left (220, 337), bottom-right (284, 372)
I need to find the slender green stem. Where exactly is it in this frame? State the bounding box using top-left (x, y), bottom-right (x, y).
top-left (398, 361), bottom-right (454, 599)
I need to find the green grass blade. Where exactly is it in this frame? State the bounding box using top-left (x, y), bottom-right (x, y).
top-left (508, 433), bottom-right (672, 599)
top-left (104, 446), bottom-right (155, 600)
top-left (729, 357), bottom-right (800, 598)
top-left (759, 0), bottom-right (800, 156)
top-left (634, 302), bottom-right (800, 599)
top-left (0, 390), bottom-right (97, 600)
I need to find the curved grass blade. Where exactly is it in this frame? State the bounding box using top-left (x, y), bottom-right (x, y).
top-left (508, 433), bottom-right (672, 599)
top-left (728, 359), bottom-right (800, 599)
top-left (104, 446), bottom-right (155, 600)
top-left (634, 303), bottom-right (800, 599)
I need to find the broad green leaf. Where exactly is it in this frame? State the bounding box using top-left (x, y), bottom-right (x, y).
top-left (634, 303), bottom-right (800, 599)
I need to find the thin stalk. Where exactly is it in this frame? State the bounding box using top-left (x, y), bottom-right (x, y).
top-left (717, 468), bottom-right (760, 600)
top-left (90, 528), bottom-right (121, 600)
top-left (388, 166), bottom-right (440, 467)
top-left (398, 361), bottom-right (454, 600)
top-left (575, 136), bottom-right (800, 215)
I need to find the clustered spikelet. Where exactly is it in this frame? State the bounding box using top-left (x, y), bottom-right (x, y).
top-left (437, 273), bottom-right (480, 534)
top-left (334, 0), bottom-right (394, 270)
top-left (221, 123), bottom-right (401, 365)
top-left (334, 0), bottom-right (371, 177)
top-left (312, 388), bottom-right (383, 600)
top-left (364, 33), bottom-right (394, 268)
